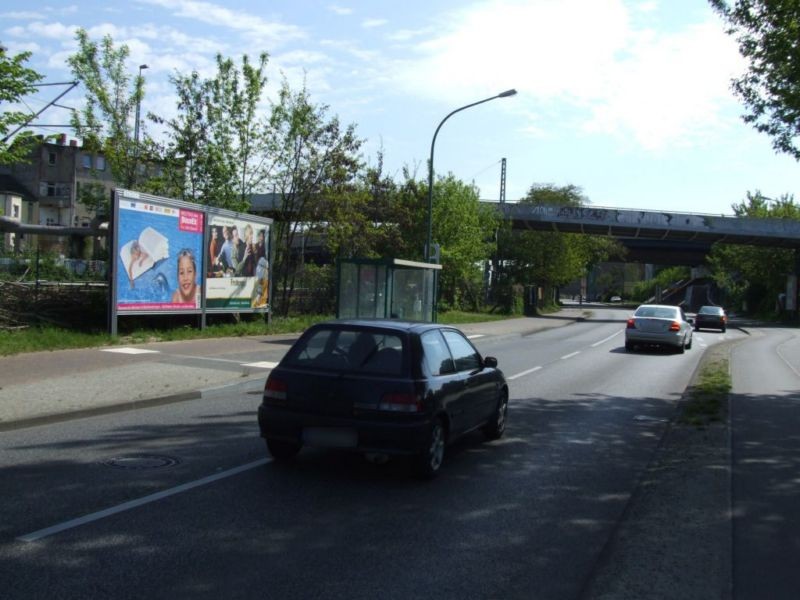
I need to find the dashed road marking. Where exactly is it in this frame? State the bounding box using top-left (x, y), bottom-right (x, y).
top-left (508, 366), bottom-right (542, 380)
top-left (561, 351), bottom-right (580, 360)
top-left (242, 361), bottom-right (278, 369)
top-left (101, 348), bottom-right (160, 355)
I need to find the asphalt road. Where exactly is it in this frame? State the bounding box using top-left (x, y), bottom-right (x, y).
top-left (730, 326), bottom-right (800, 600)
top-left (0, 306), bottom-right (745, 600)
top-left (6, 307), bottom-right (800, 599)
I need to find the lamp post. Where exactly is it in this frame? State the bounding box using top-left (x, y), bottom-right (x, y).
top-left (131, 63), bottom-right (149, 188)
top-left (425, 88), bottom-right (517, 262)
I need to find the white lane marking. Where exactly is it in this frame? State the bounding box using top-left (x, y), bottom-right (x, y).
top-left (561, 351), bottom-right (580, 360)
top-left (17, 458), bottom-right (270, 543)
top-left (508, 366), bottom-right (542, 380)
top-left (591, 330), bottom-right (622, 347)
top-left (101, 348), bottom-right (160, 355)
top-left (467, 334), bottom-right (485, 339)
top-left (242, 361), bottom-right (278, 369)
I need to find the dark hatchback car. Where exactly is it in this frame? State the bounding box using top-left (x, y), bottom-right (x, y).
top-left (258, 319), bottom-right (509, 477)
top-left (694, 305), bottom-right (727, 332)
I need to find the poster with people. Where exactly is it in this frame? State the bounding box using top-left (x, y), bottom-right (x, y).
top-left (116, 197), bottom-right (204, 311)
top-left (206, 215), bottom-right (270, 310)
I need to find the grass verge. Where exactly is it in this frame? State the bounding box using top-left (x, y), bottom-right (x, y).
top-left (0, 310), bottom-right (519, 357)
top-left (680, 357), bottom-right (731, 427)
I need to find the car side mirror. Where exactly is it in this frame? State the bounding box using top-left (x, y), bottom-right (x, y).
top-left (688, 318), bottom-right (694, 324)
top-left (483, 356), bottom-right (498, 369)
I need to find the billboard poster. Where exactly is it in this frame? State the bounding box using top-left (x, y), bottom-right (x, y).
top-left (116, 197), bottom-right (204, 311)
top-left (206, 214), bottom-right (270, 310)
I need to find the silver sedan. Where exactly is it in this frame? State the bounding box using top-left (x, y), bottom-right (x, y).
top-left (624, 304), bottom-right (693, 353)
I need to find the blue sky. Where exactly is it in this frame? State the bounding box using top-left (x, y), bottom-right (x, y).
top-left (3, 0), bottom-right (799, 215)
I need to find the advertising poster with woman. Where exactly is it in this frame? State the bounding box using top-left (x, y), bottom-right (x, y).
top-left (206, 215), bottom-right (269, 310)
top-left (116, 197), bottom-right (204, 311)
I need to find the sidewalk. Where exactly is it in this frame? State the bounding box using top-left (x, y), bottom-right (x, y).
top-left (0, 308), bottom-right (588, 430)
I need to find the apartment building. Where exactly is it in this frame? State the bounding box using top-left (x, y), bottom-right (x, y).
top-left (0, 134), bottom-right (116, 253)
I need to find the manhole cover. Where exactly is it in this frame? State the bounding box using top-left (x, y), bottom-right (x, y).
top-left (102, 454), bottom-right (181, 470)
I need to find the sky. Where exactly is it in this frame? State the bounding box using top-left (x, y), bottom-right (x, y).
top-left (3, 0), bottom-right (799, 216)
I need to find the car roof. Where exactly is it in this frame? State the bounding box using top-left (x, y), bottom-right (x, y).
top-left (635, 304), bottom-right (680, 310)
top-left (312, 318), bottom-right (449, 334)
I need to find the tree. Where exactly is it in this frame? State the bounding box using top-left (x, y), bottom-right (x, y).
top-left (67, 29), bottom-right (145, 191)
top-left (710, 0), bottom-right (800, 159)
top-left (264, 78), bottom-right (364, 315)
top-left (153, 53), bottom-right (271, 211)
top-left (0, 47), bottom-right (43, 165)
top-left (497, 184), bottom-right (623, 302)
top-left (708, 190), bottom-right (800, 313)
top-left (430, 175), bottom-right (499, 311)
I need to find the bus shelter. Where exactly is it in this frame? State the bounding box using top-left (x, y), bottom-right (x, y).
top-left (336, 258), bottom-right (442, 322)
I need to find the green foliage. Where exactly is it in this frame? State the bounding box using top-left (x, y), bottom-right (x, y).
top-left (708, 191), bottom-right (799, 314)
top-left (630, 266), bottom-right (691, 302)
top-left (432, 175), bottom-right (499, 311)
top-left (67, 29), bottom-right (143, 188)
top-left (0, 47), bottom-right (44, 165)
top-left (497, 184), bottom-right (624, 295)
top-left (265, 78), bottom-right (364, 316)
top-left (152, 53), bottom-right (271, 211)
top-left (710, 0), bottom-right (800, 159)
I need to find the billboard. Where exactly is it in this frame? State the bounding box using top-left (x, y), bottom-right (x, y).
top-left (115, 195), bottom-right (204, 312)
top-left (206, 214), bottom-right (270, 310)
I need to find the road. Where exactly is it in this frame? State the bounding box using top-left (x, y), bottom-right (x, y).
top-left (0, 306), bottom-right (776, 599)
top-left (730, 326), bottom-right (800, 600)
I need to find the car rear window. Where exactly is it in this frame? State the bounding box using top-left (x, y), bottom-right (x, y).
top-left (699, 307), bottom-right (723, 315)
top-left (283, 327), bottom-right (405, 375)
top-left (635, 306), bottom-right (677, 319)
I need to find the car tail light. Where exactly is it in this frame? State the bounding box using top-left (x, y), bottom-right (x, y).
top-left (626, 318), bottom-right (636, 329)
top-left (721, 315), bottom-right (727, 322)
top-left (264, 376), bottom-right (287, 401)
top-left (669, 321), bottom-right (681, 331)
top-left (379, 392), bottom-right (423, 413)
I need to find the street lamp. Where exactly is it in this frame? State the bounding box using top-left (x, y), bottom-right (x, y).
top-left (131, 63), bottom-right (149, 187)
top-left (425, 88), bottom-right (517, 262)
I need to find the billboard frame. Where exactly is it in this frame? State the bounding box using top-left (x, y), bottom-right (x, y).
top-left (109, 189), bottom-right (273, 335)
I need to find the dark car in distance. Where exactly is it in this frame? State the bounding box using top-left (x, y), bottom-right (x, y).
top-left (694, 305), bottom-right (727, 332)
top-left (258, 319), bottom-right (509, 478)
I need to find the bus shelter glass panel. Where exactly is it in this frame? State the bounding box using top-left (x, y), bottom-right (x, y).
top-left (337, 259), bottom-right (439, 322)
top-left (338, 262), bottom-right (359, 319)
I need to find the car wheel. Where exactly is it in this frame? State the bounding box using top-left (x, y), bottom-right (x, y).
top-left (677, 338), bottom-right (686, 354)
top-left (695, 326), bottom-right (700, 332)
top-left (416, 418), bottom-right (446, 479)
top-left (625, 341), bottom-right (635, 352)
top-left (266, 438), bottom-right (301, 461)
top-left (686, 335), bottom-right (692, 350)
top-left (721, 326), bottom-right (726, 333)
top-left (483, 389), bottom-right (508, 440)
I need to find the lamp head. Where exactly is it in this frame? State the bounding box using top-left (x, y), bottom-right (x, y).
top-left (498, 89), bottom-right (517, 98)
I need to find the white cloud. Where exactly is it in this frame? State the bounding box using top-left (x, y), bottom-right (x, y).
top-left (362, 18), bottom-right (388, 28)
top-left (391, 0), bottom-right (744, 151)
top-left (139, 0), bottom-right (307, 46)
top-left (328, 5), bottom-right (353, 16)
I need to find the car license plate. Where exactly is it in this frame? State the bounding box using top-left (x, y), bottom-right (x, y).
top-left (303, 427), bottom-right (357, 448)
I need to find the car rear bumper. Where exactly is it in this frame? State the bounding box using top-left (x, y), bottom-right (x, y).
top-left (625, 330), bottom-right (684, 347)
top-left (258, 404), bottom-right (433, 455)
top-left (695, 319), bottom-right (725, 329)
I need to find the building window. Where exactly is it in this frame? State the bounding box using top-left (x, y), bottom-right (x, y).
top-left (82, 154), bottom-right (92, 169)
top-left (13, 205), bottom-right (19, 218)
top-left (48, 152), bottom-right (57, 166)
top-left (95, 155), bottom-right (105, 171)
